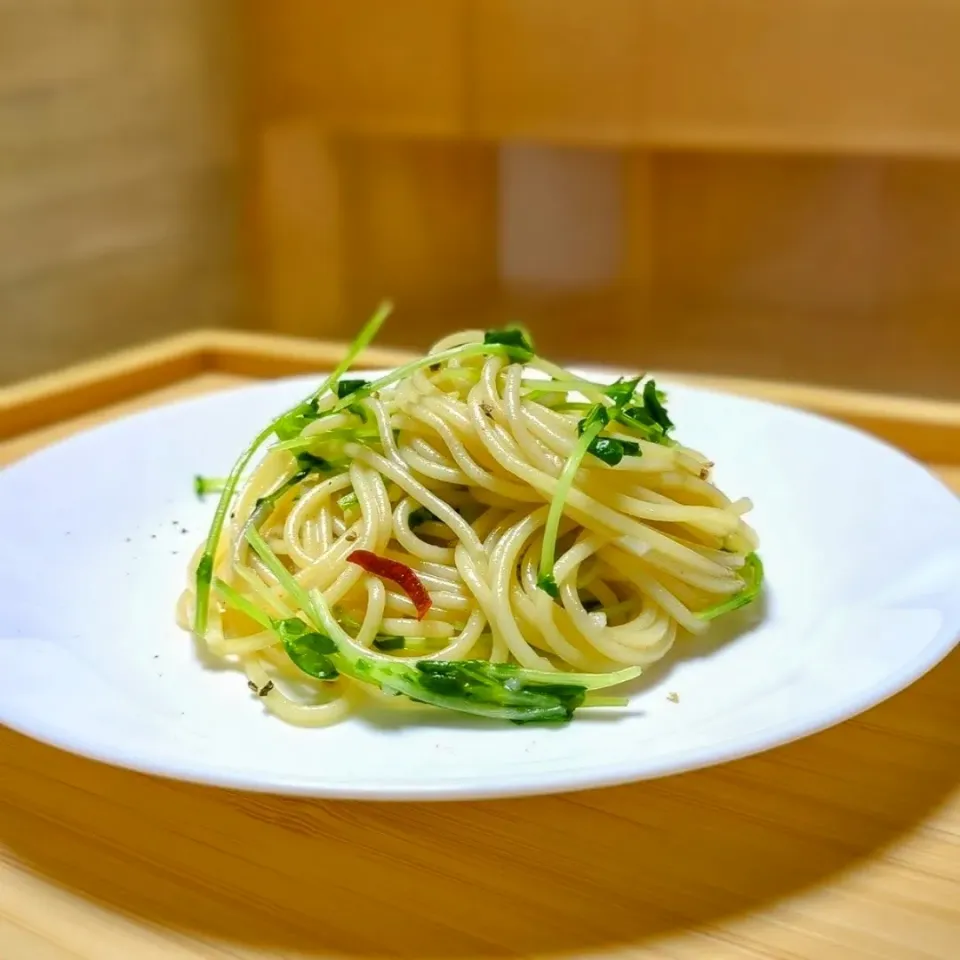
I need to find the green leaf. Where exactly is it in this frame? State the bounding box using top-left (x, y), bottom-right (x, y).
top-left (423, 660), bottom-right (641, 693)
top-left (576, 404), bottom-right (610, 435)
top-left (371, 635), bottom-right (407, 652)
top-left (336, 378), bottom-right (368, 399)
top-left (412, 660), bottom-right (585, 723)
top-left (643, 379), bottom-right (673, 434)
top-left (346, 401), bottom-right (369, 423)
top-left (306, 585), bottom-right (640, 723)
top-left (609, 377), bottom-right (675, 446)
top-left (370, 635), bottom-right (444, 653)
top-left (213, 579), bottom-right (338, 679)
top-left (616, 405), bottom-right (666, 444)
top-left (585, 436), bottom-right (640, 466)
top-left (483, 326), bottom-right (535, 361)
top-left (277, 619), bottom-right (339, 680)
top-left (273, 617), bottom-right (333, 650)
top-left (408, 506), bottom-right (437, 528)
top-left (408, 660), bottom-right (641, 724)
top-left (697, 553), bottom-right (764, 621)
top-left (587, 436), bottom-right (625, 466)
top-left (604, 376), bottom-right (642, 408)
top-left (537, 573), bottom-right (560, 598)
top-left (337, 492), bottom-right (359, 511)
top-left (274, 397), bottom-right (321, 443)
top-left (294, 451), bottom-right (334, 472)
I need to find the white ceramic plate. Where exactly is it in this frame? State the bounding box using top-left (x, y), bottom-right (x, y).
top-left (1, 370), bottom-right (959, 801)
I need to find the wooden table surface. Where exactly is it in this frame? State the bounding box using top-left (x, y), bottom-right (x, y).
top-left (1, 365), bottom-right (959, 960)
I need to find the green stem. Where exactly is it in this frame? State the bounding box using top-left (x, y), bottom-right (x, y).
top-left (324, 299), bottom-right (394, 395)
top-left (330, 342), bottom-right (523, 414)
top-left (537, 417), bottom-right (606, 596)
top-left (192, 300), bottom-right (392, 635)
top-left (583, 695), bottom-right (629, 709)
top-left (245, 524), bottom-right (325, 631)
top-left (193, 420), bottom-right (285, 635)
top-left (213, 577), bottom-right (274, 631)
top-left (273, 428), bottom-right (379, 452)
top-left (194, 475), bottom-right (227, 497)
top-left (696, 552), bottom-right (764, 621)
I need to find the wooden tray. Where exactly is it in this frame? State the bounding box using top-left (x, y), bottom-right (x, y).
top-left (1, 331), bottom-right (958, 960)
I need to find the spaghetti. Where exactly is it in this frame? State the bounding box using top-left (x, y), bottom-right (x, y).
top-left (177, 305), bottom-right (762, 726)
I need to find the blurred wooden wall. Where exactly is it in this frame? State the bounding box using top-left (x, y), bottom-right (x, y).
top-left (247, 0), bottom-right (960, 400)
top-left (5, 1), bottom-right (960, 400)
top-left (0, 0), bottom-right (242, 385)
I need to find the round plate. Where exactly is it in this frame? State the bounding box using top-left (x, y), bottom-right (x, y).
top-left (1, 370), bottom-right (958, 800)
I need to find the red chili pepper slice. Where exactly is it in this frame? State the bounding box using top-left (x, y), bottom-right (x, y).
top-left (347, 550), bottom-right (433, 620)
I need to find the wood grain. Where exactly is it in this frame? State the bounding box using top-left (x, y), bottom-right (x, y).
top-left (5, 327), bottom-right (960, 465)
top-left (254, 0), bottom-right (466, 137)
top-left (469, 0), bottom-right (960, 153)
top-left (0, 333), bottom-right (958, 958)
top-left (252, 0), bottom-right (960, 152)
top-left (244, 2), bottom-right (960, 402)
top-left (0, 0), bottom-right (241, 386)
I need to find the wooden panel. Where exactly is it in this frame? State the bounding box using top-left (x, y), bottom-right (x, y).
top-left (653, 154), bottom-right (887, 315)
top-left (647, 0), bottom-right (960, 154)
top-left (469, 0), bottom-right (960, 153)
top-left (0, 0), bottom-right (242, 385)
top-left (254, 0), bottom-right (466, 136)
top-left (246, 141), bottom-right (960, 398)
top-left (338, 140), bottom-right (498, 328)
top-left (240, 0), bottom-right (960, 398)
top-left (256, 118), bottom-right (343, 336)
top-left (0, 331), bottom-right (414, 447)
top-left (469, 0), bottom-right (650, 141)
top-left (622, 152), bottom-right (654, 292)
top-left (0, 333), bottom-right (958, 960)
top-left (645, 153), bottom-right (960, 397)
top-left (255, 137), bottom-right (499, 342)
top-left (0, 0), bottom-right (120, 89)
